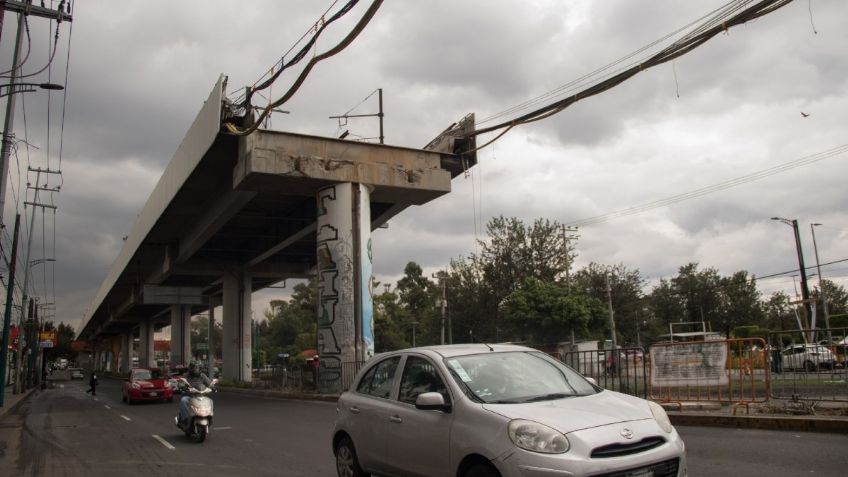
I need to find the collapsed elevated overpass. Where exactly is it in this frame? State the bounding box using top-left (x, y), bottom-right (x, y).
top-left (79, 76), bottom-right (475, 390)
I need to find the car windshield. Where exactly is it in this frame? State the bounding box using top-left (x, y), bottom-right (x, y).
top-left (133, 369), bottom-right (162, 380)
top-left (445, 351), bottom-right (597, 404)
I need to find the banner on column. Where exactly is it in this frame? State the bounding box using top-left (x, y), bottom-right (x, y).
top-left (358, 184), bottom-right (375, 360)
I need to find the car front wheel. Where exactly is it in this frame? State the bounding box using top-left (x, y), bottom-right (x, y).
top-left (466, 463), bottom-right (501, 477)
top-left (335, 437), bottom-right (368, 477)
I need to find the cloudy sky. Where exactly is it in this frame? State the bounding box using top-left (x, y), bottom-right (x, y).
top-left (1, 0), bottom-right (846, 333)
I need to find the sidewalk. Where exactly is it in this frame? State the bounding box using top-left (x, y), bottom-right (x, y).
top-left (0, 384), bottom-right (37, 421)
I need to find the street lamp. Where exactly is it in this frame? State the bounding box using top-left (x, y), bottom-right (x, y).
top-left (770, 217), bottom-right (812, 333)
top-left (0, 82), bottom-right (64, 98)
top-left (810, 223), bottom-right (831, 342)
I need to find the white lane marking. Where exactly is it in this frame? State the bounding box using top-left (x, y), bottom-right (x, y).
top-left (104, 405), bottom-right (111, 410)
top-left (152, 435), bottom-right (176, 450)
top-left (214, 426), bottom-right (232, 430)
top-left (120, 415), bottom-right (132, 421)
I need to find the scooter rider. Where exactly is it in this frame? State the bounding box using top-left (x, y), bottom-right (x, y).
top-left (178, 362), bottom-right (212, 426)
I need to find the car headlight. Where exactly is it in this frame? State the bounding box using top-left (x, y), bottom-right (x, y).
top-left (508, 419), bottom-right (569, 454)
top-left (131, 382), bottom-right (141, 389)
top-left (649, 401), bottom-right (674, 433)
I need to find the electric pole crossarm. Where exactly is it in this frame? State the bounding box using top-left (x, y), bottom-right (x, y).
top-left (23, 201), bottom-right (57, 210)
top-left (2, 1), bottom-right (73, 22)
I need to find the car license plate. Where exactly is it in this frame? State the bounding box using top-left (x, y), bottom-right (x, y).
top-left (149, 392), bottom-right (158, 397)
top-left (628, 470), bottom-right (654, 477)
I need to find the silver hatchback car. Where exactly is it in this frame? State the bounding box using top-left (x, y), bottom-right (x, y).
top-left (333, 344), bottom-right (686, 477)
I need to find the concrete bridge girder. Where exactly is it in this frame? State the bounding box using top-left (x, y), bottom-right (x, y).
top-left (81, 77), bottom-right (476, 387)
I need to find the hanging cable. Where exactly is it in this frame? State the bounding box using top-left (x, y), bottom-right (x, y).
top-left (461, 0), bottom-right (795, 148)
top-left (225, 0), bottom-right (385, 136)
top-left (236, 0), bottom-right (359, 112)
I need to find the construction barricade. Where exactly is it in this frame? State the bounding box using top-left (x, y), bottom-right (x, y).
top-left (649, 338), bottom-right (769, 413)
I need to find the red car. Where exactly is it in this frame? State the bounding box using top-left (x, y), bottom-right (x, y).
top-left (122, 367), bottom-right (173, 404)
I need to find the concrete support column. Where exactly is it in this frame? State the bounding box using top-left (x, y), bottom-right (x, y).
top-left (138, 321), bottom-right (155, 368)
top-left (120, 332), bottom-right (131, 374)
top-left (222, 273), bottom-right (252, 383)
top-left (208, 296), bottom-right (219, 377)
top-left (316, 183), bottom-right (374, 393)
top-left (170, 305), bottom-right (191, 367)
top-left (94, 350), bottom-right (101, 371)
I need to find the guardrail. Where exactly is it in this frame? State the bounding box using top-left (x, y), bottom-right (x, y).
top-left (649, 338), bottom-right (769, 412)
top-left (767, 328), bottom-right (848, 403)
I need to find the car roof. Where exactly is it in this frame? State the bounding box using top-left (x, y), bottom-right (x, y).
top-left (377, 343), bottom-right (537, 360)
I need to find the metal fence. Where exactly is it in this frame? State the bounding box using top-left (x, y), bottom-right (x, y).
top-left (554, 347), bottom-right (649, 399)
top-left (767, 328), bottom-right (848, 403)
top-left (251, 361), bottom-right (366, 393)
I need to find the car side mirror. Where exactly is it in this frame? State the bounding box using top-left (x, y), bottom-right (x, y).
top-left (415, 392), bottom-right (451, 412)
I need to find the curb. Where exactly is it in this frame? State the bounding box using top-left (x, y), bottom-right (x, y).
top-left (668, 412), bottom-right (848, 434)
top-left (0, 387), bottom-right (37, 421)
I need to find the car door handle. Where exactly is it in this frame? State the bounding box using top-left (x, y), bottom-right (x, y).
top-left (389, 415), bottom-right (403, 424)
top-left (349, 406), bottom-right (361, 415)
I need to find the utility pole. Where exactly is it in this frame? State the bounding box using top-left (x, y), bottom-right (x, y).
top-left (810, 223), bottom-right (831, 344)
top-left (771, 217), bottom-right (812, 330)
top-left (0, 214), bottom-right (20, 407)
top-left (605, 274), bottom-right (618, 373)
top-left (0, 1), bottom-right (73, 226)
top-left (433, 270), bottom-right (448, 344)
top-left (14, 167), bottom-right (59, 393)
top-left (562, 226), bottom-right (579, 293)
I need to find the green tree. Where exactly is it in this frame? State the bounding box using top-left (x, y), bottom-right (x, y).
top-left (190, 315), bottom-right (222, 361)
top-left (260, 280), bottom-right (318, 360)
top-left (572, 263), bottom-right (648, 345)
top-left (373, 286), bottom-right (410, 351)
top-left (499, 278), bottom-right (605, 344)
top-left (762, 291), bottom-right (795, 331)
top-left (479, 216), bottom-right (572, 299)
top-left (819, 279), bottom-right (848, 327)
top-left (43, 321), bottom-right (77, 362)
top-left (717, 270), bottom-right (763, 338)
top-left (395, 262), bottom-right (439, 344)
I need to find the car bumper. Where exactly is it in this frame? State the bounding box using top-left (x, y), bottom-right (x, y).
top-left (129, 389), bottom-right (172, 401)
top-left (493, 420), bottom-right (686, 477)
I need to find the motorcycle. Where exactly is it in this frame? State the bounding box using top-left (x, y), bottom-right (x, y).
top-left (174, 377), bottom-right (218, 442)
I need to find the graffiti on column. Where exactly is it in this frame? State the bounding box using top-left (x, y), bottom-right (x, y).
top-left (317, 184), bottom-right (354, 393)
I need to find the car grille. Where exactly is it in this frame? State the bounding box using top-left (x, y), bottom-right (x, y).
top-left (594, 458), bottom-right (679, 477)
top-left (591, 436), bottom-right (666, 458)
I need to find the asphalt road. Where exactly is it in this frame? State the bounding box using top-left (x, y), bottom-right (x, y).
top-left (0, 377), bottom-right (338, 476)
top-left (1, 377), bottom-right (845, 476)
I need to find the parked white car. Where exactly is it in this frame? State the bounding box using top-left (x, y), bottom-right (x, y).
top-left (781, 344), bottom-right (836, 371)
top-left (333, 343), bottom-right (686, 477)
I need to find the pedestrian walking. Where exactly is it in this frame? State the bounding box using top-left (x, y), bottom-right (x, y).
top-left (86, 371), bottom-right (98, 395)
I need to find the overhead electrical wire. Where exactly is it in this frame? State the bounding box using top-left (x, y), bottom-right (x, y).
top-left (457, 0), bottom-right (796, 150)
top-left (564, 143), bottom-right (848, 228)
top-left (225, 0), bottom-right (385, 136)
